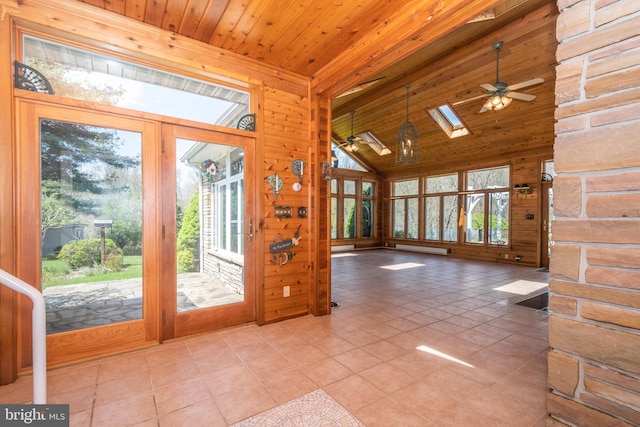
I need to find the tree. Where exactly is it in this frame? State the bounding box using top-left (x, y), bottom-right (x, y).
top-left (177, 190), bottom-right (200, 272)
top-left (40, 182), bottom-right (77, 243)
top-left (40, 120), bottom-right (140, 215)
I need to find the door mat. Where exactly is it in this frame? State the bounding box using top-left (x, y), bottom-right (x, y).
top-left (231, 389), bottom-right (364, 426)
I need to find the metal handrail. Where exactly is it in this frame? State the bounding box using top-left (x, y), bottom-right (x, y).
top-left (0, 269), bottom-right (47, 404)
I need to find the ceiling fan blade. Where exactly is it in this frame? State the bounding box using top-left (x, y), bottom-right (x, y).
top-left (479, 105), bottom-right (488, 113)
top-left (480, 83), bottom-right (498, 91)
top-left (452, 93), bottom-right (489, 106)
top-left (508, 91), bottom-right (536, 101)
top-left (507, 77), bottom-right (544, 91)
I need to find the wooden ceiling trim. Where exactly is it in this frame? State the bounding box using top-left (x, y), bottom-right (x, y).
top-left (310, 0), bottom-right (504, 98)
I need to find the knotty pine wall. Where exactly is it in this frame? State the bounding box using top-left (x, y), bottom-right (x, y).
top-left (0, 0), bottom-right (327, 378)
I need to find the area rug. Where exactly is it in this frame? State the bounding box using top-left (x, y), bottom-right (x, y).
top-left (231, 389), bottom-right (364, 426)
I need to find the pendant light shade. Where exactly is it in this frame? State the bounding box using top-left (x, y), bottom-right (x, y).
top-left (396, 84), bottom-right (418, 164)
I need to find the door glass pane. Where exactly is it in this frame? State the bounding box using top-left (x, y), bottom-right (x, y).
top-left (176, 139), bottom-right (244, 312)
top-left (41, 119), bottom-right (142, 334)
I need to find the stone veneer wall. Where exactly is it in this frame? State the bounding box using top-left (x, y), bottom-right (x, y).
top-left (548, 0), bottom-right (640, 425)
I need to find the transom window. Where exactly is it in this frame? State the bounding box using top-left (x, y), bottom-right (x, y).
top-left (21, 35), bottom-right (250, 129)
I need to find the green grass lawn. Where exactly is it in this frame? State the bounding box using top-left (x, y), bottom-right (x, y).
top-left (41, 255), bottom-right (143, 289)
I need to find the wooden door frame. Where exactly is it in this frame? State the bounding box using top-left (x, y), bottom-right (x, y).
top-left (15, 99), bottom-right (162, 367)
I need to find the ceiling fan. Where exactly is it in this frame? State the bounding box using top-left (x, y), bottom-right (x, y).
top-left (454, 41), bottom-right (543, 113)
top-left (345, 110), bottom-right (361, 152)
top-left (343, 111), bottom-right (391, 155)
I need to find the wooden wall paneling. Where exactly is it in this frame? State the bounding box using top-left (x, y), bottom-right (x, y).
top-left (261, 84), bottom-right (311, 323)
top-left (306, 92), bottom-right (331, 316)
top-left (14, 100), bottom-right (39, 371)
top-left (0, 13), bottom-right (17, 385)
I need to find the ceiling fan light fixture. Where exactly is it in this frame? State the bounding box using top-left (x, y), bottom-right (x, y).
top-left (484, 94), bottom-right (512, 111)
top-left (346, 110), bottom-right (360, 152)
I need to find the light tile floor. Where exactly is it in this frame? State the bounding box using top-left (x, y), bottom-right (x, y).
top-left (1, 249), bottom-right (550, 426)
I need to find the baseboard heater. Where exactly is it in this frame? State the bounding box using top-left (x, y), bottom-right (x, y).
top-left (395, 244), bottom-right (448, 256)
top-left (332, 244), bottom-right (356, 252)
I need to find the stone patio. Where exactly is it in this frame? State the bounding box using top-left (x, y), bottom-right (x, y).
top-left (43, 273), bottom-right (244, 334)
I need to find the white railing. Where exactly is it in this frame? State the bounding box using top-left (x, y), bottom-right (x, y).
top-left (0, 269), bottom-right (47, 404)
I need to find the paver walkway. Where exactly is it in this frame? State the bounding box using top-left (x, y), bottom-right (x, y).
top-left (43, 272), bottom-right (243, 334)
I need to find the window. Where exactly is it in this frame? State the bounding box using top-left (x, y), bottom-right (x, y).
top-left (362, 182), bottom-right (374, 238)
top-left (464, 166), bottom-right (509, 245)
top-left (391, 179), bottom-right (419, 239)
top-left (331, 177), bottom-right (376, 240)
top-left (331, 142), bottom-right (367, 171)
top-left (424, 173), bottom-right (458, 242)
top-left (212, 149), bottom-right (244, 255)
top-left (22, 35), bottom-right (250, 129)
top-left (428, 104), bottom-right (471, 139)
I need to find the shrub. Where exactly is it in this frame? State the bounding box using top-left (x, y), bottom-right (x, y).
top-left (58, 238), bottom-right (122, 270)
top-left (177, 191), bottom-right (200, 272)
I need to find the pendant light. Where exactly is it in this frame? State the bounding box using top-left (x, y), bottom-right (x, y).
top-left (396, 84), bottom-right (418, 164)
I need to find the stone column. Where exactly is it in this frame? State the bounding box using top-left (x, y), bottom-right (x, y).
top-left (548, 0), bottom-right (640, 425)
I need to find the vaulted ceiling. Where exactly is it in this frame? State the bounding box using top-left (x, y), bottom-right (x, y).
top-left (75, 0), bottom-right (558, 176)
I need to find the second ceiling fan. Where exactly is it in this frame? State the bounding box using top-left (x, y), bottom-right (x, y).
top-left (455, 41), bottom-right (544, 113)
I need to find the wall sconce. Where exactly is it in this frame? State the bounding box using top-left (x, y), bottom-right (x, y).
top-left (513, 183), bottom-right (534, 197)
top-left (322, 160), bottom-right (333, 181)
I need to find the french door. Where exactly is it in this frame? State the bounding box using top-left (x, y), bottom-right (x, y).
top-left (160, 124), bottom-right (255, 340)
top-left (16, 101), bottom-right (255, 367)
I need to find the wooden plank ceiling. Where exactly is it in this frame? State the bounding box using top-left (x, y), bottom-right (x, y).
top-left (75, 0), bottom-right (558, 177)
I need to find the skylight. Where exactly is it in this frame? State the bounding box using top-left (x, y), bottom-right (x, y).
top-left (428, 103), bottom-right (471, 139)
top-left (356, 131), bottom-right (391, 155)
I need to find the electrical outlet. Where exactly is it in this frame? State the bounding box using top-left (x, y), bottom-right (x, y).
top-left (283, 286), bottom-right (290, 297)
top-left (504, 254), bottom-right (509, 259)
